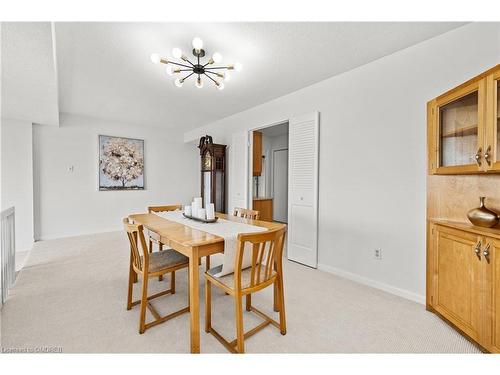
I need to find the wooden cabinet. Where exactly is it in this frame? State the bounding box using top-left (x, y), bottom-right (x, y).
top-left (427, 220), bottom-right (500, 352)
top-left (253, 198), bottom-right (273, 222)
top-left (483, 237), bottom-right (500, 353)
top-left (428, 64), bottom-right (500, 174)
top-left (430, 225), bottom-right (482, 342)
top-left (485, 69), bottom-right (500, 171)
top-left (253, 131), bottom-right (262, 176)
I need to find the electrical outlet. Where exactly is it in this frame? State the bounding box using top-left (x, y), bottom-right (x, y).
top-left (374, 248), bottom-right (382, 260)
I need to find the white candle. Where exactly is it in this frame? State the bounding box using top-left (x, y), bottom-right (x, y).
top-left (191, 199), bottom-right (200, 214)
top-left (206, 203), bottom-right (215, 220)
top-left (198, 208), bottom-right (206, 220)
top-left (184, 205), bottom-right (192, 216)
top-left (194, 197), bottom-right (202, 208)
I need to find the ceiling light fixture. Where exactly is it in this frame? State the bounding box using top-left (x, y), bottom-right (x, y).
top-left (150, 37), bottom-right (241, 90)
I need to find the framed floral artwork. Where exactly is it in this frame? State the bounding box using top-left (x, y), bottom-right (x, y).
top-left (98, 135), bottom-right (145, 190)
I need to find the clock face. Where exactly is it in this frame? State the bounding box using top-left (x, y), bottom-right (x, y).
top-left (203, 152), bottom-right (212, 170)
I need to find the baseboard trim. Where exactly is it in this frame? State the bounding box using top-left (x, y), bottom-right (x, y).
top-left (317, 263), bottom-right (425, 305)
top-left (36, 227), bottom-right (121, 242)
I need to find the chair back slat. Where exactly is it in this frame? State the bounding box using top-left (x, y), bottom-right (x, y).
top-left (123, 218), bottom-right (149, 273)
top-left (148, 204), bottom-right (182, 213)
top-left (234, 227), bottom-right (286, 291)
top-left (264, 241), bottom-right (275, 280)
top-left (233, 207), bottom-right (260, 220)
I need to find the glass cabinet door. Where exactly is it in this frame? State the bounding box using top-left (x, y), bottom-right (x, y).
top-left (485, 69), bottom-right (500, 171)
top-left (439, 91), bottom-right (480, 168)
top-left (432, 78), bottom-right (486, 174)
top-left (496, 79), bottom-right (500, 163)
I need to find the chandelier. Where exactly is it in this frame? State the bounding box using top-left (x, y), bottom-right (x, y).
top-left (150, 37), bottom-right (242, 90)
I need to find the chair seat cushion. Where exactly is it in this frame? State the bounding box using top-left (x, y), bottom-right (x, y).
top-left (206, 264), bottom-right (276, 290)
top-left (142, 249), bottom-right (188, 273)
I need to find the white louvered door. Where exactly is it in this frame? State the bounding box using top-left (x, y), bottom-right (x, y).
top-left (229, 131), bottom-right (249, 213)
top-left (287, 112), bottom-right (319, 268)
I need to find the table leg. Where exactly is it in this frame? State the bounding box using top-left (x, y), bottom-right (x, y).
top-left (189, 248), bottom-right (200, 353)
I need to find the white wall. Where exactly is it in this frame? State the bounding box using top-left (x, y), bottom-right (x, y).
top-left (34, 113), bottom-right (199, 240)
top-left (184, 23), bottom-right (500, 303)
top-left (1, 118), bottom-right (34, 253)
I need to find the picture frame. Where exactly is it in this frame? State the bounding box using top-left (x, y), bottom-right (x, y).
top-left (98, 135), bottom-right (145, 191)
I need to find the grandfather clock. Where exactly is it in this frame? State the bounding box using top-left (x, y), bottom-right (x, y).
top-left (198, 136), bottom-right (226, 213)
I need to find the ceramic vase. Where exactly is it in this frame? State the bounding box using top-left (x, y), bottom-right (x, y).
top-left (467, 197), bottom-right (500, 228)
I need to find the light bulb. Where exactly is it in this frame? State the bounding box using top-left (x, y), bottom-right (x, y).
top-left (166, 65), bottom-right (174, 76)
top-left (212, 52), bottom-right (222, 63)
top-left (195, 77), bottom-right (203, 88)
top-left (217, 82), bottom-right (225, 90)
top-left (174, 78), bottom-right (183, 88)
top-left (150, 53), bottom-right (161, 64)
top-left (192, 37), bottom-right (203, 51)
top-left (224, 72), bottom-right (231, 82)
top-left (234, 62), bottom-right (242, 72)
top-left (172, 48), bottom-right (182, 59)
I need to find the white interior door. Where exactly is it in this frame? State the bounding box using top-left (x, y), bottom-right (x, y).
top-left (287, 112), bottom-right (319, 268)
top-left (229, 131), bottom-right (249, 213)
top-left (272, 149), bottom-right (288, 223)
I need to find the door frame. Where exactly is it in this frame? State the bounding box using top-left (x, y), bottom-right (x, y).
top-left (244, 114), bottom-right (319, 268)
top-left (272, 148), bottom-right (288, 223)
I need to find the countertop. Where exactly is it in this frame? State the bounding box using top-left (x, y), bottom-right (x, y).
top-left (429, 218), bottom-right (500, 240)
top-left (253, 197), bottom-right (273, 201)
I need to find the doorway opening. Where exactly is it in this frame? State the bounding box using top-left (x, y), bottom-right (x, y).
top-left (250, 122), bottom-right (289, 223)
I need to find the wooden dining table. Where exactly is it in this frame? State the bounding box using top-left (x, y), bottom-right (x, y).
top-left (128, 211), bottom-right (285, 353)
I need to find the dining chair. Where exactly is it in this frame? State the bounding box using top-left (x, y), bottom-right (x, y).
top-left (233, 207), bottom-right (260, 220)
top-left (147, 205), bottom-right (182, 281)
top-left (204, 227), bottom-right (287, 353)
top-left (124, 218), bottom-right (189, 334)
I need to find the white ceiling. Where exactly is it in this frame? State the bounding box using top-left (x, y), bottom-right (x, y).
top-left (6, 22), bottom-right (467, 129)
top-left (1, 22), bottom-right (59, 125)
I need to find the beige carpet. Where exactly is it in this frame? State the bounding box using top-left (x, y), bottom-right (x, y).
top-left (1, 231), bottom-right (480, 353)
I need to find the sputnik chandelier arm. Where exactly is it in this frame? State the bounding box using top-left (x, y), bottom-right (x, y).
top-left (150, 37), bottom-right (242, 90)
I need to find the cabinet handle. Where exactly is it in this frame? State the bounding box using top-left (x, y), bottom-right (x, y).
top-left (475, 147), bottom-right (482, 166)
top-left (483, 243), bottom-right (491, 260)
top-left (474, 240), bottom-right (481, 258)
top-left (485, 146), bottom-right (492, 166)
